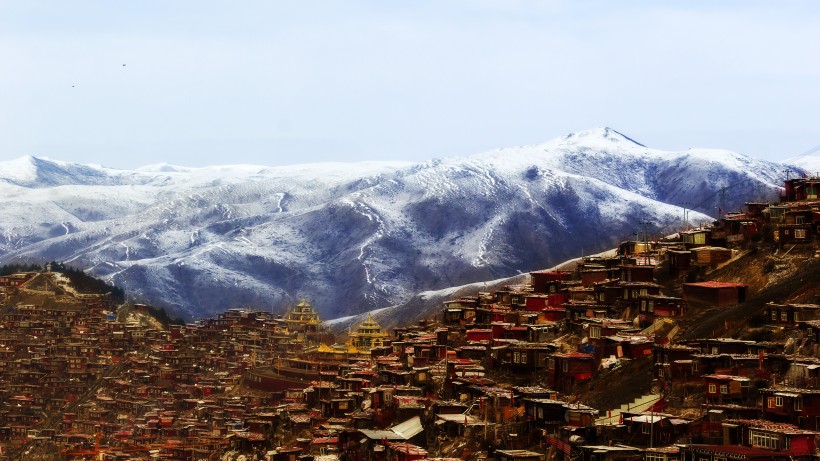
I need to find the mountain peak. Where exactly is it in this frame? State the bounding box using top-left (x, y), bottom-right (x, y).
top-left (0, 155), bottom-right (48, 184)
top-left (560, 127), bottom-right (646, 147)
top-left (0, 155), bottom-right (114, 188)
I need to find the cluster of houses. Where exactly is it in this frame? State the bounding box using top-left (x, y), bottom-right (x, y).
top-left (699, 175), bottom-right (820, 249)
top-left (0, 176), bottom-right (817, 461)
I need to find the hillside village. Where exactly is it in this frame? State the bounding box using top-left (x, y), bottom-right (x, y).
top-left (0, 176), bottom-right (818, 461)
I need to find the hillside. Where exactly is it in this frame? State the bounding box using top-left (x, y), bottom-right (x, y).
top-left (0, 128), bottom-right (801, 320)
top-left (2, 223), bottom-right (819, 459)
top-left (577, 244), bottom-right (820, 414)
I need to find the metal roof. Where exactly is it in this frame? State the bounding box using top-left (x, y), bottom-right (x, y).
top-left (359, 416), bottom-right (423, 441)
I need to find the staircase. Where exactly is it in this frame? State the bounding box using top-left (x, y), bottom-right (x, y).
top-left (595, 393), bottom-right (663, 425)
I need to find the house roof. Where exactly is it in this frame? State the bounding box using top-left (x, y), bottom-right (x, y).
top-left (495, 449), bottom-right (544, 458)
top-left (435, 414), bottom-right (482, 426)
top-left (702, 374), bottom-right (750, 382)
top-left (684, 444), bottom-right (788, 458)
top-left (683, 281), bottom-right (747, 289)
top-left (359, 416), bottom-right (423, 441)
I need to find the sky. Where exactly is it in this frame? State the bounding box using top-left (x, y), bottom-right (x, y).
top-left (0, 1), bottom-right (819, 169)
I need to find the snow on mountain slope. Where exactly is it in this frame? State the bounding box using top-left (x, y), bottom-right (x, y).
top-left (785, 152), bottom-right (820, 174)
top-left (0, 128), bottom-right (789, 320)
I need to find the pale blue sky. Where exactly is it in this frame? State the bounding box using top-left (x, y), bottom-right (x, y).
top-left (1, 1), bottom-right (818, 168)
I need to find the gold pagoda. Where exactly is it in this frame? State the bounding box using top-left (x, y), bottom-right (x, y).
top-left (348, 313), bottom-right (389, 350)
top-left (283, 298), bottom-right (322, 333)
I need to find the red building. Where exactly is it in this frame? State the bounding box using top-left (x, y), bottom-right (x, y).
top-left (549, 352), bottom-right (595, 393)
top-left (683, 282), bottom-right (747, 307)
top-left (759, 388), bottom-right (820, 430)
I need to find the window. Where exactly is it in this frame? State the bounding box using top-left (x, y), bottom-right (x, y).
top-left (720, 385), bottom-right (728, 394)
top-left (795, 398), bottom-right (803, 411)
top-left (590, 327), bottom-right (600, 339)
top-left (562, 360), bottom-right (569, 372)
top-left (781, 312), bottom-right (788, 322)
top-left (750, 431), bottom-right (779, 450)
top-left (642, 424), bottom-right (650, 434)
top-left (776, 396), bottom-right (784, 407)
top-left (772, 311), bottom-right (778, 320)
top-left (694, 233), bottom-right (706, 245)
top-left (709, 383), bottom-right (717, 393)
top-left (795, 228), bottom-right (807, 239)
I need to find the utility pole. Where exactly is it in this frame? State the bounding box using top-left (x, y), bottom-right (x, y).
top-left (639, 220), bottom-right (651, 266)
top-left (718, 187), bottom-right (727, 220)
top-left (679, 202), bottom-right (691, 230)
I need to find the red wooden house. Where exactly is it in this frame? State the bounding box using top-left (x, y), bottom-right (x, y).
top-left (683, 282), bottom-right (747, 307)
top-left (619, 265), bottom-right (655, 283)
top-left (530, 270), bottom-right (573, 293)
top-left (549, 352), bottom-right (595, 393)
top-left (759, 388), bottom-right (820, 430)
top-left (765, 303), bottom-right (820, 326)
top-left (702, 374), bottom-right (751, 404)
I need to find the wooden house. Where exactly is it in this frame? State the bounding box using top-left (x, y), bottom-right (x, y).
top-left (759, 388), bottom-right (820, 430)
top-left (730, 419), bottom-right (818, 458)
top-left (702, 375), bottom-right (751, 404)
top-left (530, 270), bottom-right (573, 294)
top-left (765, 303), bottom-right (820, 325)
top-left (666, 249), bottom-right (692, 278)
top-left (711, 214), bottom-right (760, 247)
top-left (681, 229), bottom-right (712, 248)
top-left (654, 344), bottom-right (698, 366)
top-left (523, 398), bottom-right (569, 428)
top-left (496, 341), bottom-right (554, 377)
top-left (465, 329), bottom-right (493, 343)
top-left (442, 298), bottom-right (478, 325)
top-left (524, 293), bottom-right (568, 312)
top-left (619, 412), bottom-right (690, 447)
top-left (782, 177), bottom-right (820, 202)
top-left (682, 282), bottom-right (747, 307)
top-left (638, 295), bottom-right (686, 327)
top-left (619, 265), bottom-right (656, 283)
top-left (775, 222), bottom-right (815, 245)
top-left (690, 247), bottom-right (733, 269)
top-left (581, 267), bottom-right (611, 287)
top-left (549, 353), bottom-right (595, 393)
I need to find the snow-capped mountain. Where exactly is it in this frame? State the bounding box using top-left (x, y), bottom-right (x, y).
top-left (785, 151), bottom-right (820, 175)
top-left (0, 128), bottom-right (790, 320)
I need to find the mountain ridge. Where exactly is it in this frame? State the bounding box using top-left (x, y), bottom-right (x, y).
top-left (0, 128), bottom-right (807, 320)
